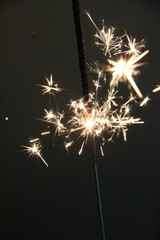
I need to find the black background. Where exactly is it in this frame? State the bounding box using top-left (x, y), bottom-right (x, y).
top-left (1, 0), bottom-right (160, 239)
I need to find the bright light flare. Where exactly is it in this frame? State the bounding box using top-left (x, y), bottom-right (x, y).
top-left (105, 50), bottom-right (149, 98)
top-left (44, 109), bottom-right (55, 120)
top-left (85, 117), bottom-right (95, 129)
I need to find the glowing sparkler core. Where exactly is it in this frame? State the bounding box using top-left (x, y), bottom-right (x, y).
top-left (85, 117), bottom-right (95, 129)
top-left (66, 90), bottom-right (143, 154)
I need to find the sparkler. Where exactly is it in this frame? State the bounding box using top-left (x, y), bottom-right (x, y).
top-left (22, 4), bottom-right (151, 240)
top-left (23, 12), bottom-right (150, 167)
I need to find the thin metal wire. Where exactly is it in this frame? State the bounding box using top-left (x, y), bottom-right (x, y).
top-left (92, 137), bottom-right (106, 240)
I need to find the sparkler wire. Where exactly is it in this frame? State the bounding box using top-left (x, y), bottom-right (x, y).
top-left (72, 1), bottom-right (106, 239)
top-left (92, 137), bottom-right (106, 240)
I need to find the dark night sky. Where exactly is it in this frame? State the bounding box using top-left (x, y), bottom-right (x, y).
top-left (1, 0), bottom-right (160, 240)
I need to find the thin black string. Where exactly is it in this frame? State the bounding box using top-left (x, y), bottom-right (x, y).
top-left (72, 0), bottom-right (89, 102)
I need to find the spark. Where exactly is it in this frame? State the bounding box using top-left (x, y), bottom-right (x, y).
top-left (106, 88), bottom-right (119, 109)
top-left (30, 138), bottom-right (40, 143)
top-left (86, 12), bottom-right (123, 56)
top-left (78, 141), bottom-right (85, 155)
top-left (89, 62), bottom-right (106, 83)
top-left (124, 33), bottom-right (145, 55)
top-left (21, 142), bottom-right (49, 167)
top-left (140, 96), bottom-right (150, 107)
top-left (43, 110), bottom-right (66, 136)
top-left (64, 140), bottom-right (74, 153)
top-left (51, 112), bottom-right (66, 136)
top-left (93, 80), bottom-right (102, 90)
top-left (153, 85), bottom-right (160, 93)
top-left (44, 109), bottom-right (55, 120)
top-left (37, 74), bottom-right (62, 95)
top-left (100, 145), bottom-right (104, 156)
top-left (41, 131), bottom-right (50, 135)
top-left (105, 50), bottom-right (149, 98)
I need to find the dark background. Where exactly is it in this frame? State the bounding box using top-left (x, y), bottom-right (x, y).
top-left (1, 0), bottom-right (160, 239)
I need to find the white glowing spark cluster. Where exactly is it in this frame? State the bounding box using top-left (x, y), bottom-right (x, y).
top-left (124, 34), bottom-right (145, 56)
top-left (22, 14), bottom-right (151, 166)
top-left (87, 13), bottom-right (149, 99)
top-left (37, 74), bottom-right (62, 95)
top-left (43, 109), bottom-right (66, 135)
top-left (86, 12), bottom-right (123, 56)
top-left (21, 142), bottom-right (49, 167)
